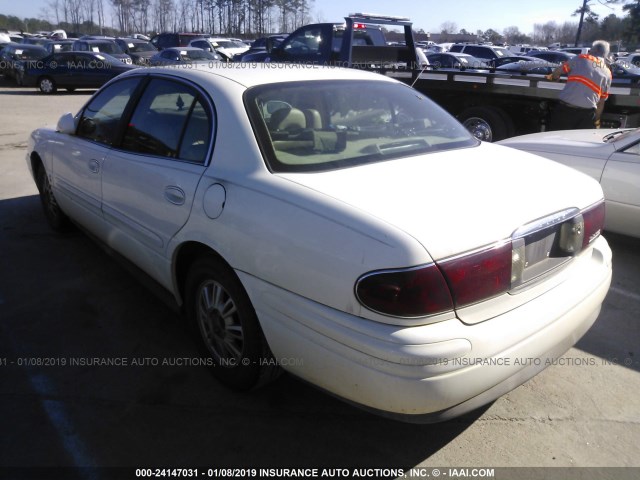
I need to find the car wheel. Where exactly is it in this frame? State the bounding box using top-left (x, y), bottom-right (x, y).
top-left (38, 76), bottom-right (57, 94)
top-left (185, 254), bottom-right (279, 390)
top-left (36, 167), bottom-right (70, 231)
top-left (458, 106), bottom-right (514, 142)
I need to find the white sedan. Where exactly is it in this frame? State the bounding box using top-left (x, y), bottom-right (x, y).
top-left (27, 64), bottom-right (612, 423)
top-left (499, 128), bottom-right (640, 238)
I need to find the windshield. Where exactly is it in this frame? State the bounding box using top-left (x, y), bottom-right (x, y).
top-left (212, 40), bottom-right (236, 49)
top-left (129, 42), bottom-right (156, 52)
top-left (90, 42), bottom-right (122, 54)
top-left (245, 80), bottom-right (478, 173)
top-left (183, 49), bottom-right (217, 60)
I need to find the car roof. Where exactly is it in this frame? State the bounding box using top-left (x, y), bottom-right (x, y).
top-left (117, 37), bottom-right (148, 43)
top-left (121, 63), bottom-right (400, 89)
top-left (4, 42), bottom-right (47, 50)
top-left (164, 46), bottom-right (204, 52)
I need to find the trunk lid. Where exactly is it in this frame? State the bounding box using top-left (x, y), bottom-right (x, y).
top-left (278, 142), bottom-right (604, 260)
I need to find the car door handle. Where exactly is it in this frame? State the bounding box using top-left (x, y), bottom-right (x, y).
top-left (164, 186), bottom-right (186, 205)
top-left (89, 159), bottom-right (100, 173)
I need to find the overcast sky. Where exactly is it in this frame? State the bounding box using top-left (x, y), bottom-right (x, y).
top-left (0, 0), bottom-right (627, 35)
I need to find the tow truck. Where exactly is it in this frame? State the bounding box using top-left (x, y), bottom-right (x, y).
top-left (247, 13), bottom-right (640, 141)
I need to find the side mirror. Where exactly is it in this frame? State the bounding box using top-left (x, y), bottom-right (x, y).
top-left (79, 117), bottom-right (97, 135)
top-left (56, 113), bottom-right (77, 134)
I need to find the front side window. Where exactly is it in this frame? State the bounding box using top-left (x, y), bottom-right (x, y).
top-left (122, 78), bottom-right (212, 163)
top-left (245, 80), bottom-right (478, 173)
top-left (77, 77), bottom-right (141, 146)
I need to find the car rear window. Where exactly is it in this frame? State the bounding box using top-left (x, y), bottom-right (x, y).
top-left (245, 80), bottom-right (478, 173)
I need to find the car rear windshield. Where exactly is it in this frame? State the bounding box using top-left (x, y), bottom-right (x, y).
top-left (245, 80), bottom-right (478, 173)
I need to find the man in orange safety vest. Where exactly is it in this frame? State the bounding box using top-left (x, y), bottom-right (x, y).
top-left (545, 40), bottom-right (612, 130)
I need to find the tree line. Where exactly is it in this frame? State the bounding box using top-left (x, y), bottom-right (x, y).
top-left (437, 1), bottom-right (640, 51)
top-left (1, 0), bottom-right (315, 37)
top-left (1, 0), bottom-right (639, 50)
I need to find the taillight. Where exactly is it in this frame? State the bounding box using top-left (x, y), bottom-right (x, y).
top-left (582, 201), bottom-right (605, 249)
top-left (355, 264), bottom-right (453, 317)
top-left (355, 202), bottom-right (604, 318)
top-left (438, 242), bottom-right (513, 308)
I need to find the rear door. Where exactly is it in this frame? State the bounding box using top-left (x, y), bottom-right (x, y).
top-left (100, 77), bottom-right (213, 274)
top-left (600, 141), bottom-right (640, 236)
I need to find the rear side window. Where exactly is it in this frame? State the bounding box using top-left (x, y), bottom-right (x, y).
top-left (77, 77), bottom-right (141, 146)
top-left (449, 45), bottom-right (463, 53)
top-left (464, 46), bottom-right (490, 59)
top-left (122, 78), bottom-right (212, 163)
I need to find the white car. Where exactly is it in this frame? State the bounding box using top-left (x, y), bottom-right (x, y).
top-left (188, 37), bottom-right (249, 60)
top-left (27, 64), bottom-right (612, 422)
top-left (499, 128), bottom-right (640, 238)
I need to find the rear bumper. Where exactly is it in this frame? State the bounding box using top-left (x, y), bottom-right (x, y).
top-left (240, 236), bottom-right (612, 422)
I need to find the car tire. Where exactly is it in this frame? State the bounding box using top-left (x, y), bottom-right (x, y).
top-left (36, 167), bottom-right (70, 231)
top-left (185, 254), bottom-right (280, 390)
top-left (458, 106), bottom-right (514, 142)
top-left (38, 76), bottom-right (57, 94)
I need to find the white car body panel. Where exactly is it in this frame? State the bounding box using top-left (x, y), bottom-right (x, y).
top-left (279, 142), bottom-right (603, 260)
top-left (101, 150), bottom-right (206, 285)
top-left (499, 128), bottom-right (640, 238)
top-left (51, 135), bottom-right (110, 236)
top-left (26, 64), bottom-right (613, 421)
top-left (243, 235), bottom-right (610, 416)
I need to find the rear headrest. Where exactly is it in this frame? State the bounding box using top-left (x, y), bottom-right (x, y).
top-left (270, 107), bottom-right (306, 132)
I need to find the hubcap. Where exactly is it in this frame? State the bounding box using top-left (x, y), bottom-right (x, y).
top-left (197, 280), bottom-right (243, 363)
top-left (463, 117), bottom-right (492, 142)
top-left (40, 79), bottom-right (53, 93)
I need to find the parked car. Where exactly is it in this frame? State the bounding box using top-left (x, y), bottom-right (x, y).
top-left (528, 50), bottom-right (575, 63)
top-left (20, 36), bottom-right (53, 48)
top-left (150, 32), bottom-right (207, 50)
top-left (188, 37), bottom-right (249, 61)
top-left (72, 38), bottom-right (132, 64)
top-left (488, 55), bottom-right (539, 68)
top-left (0, 43), bottom-right (48, 84)
top-left (20, 51), bottom-right (139, 93)
top-left (495, 59), bottom-right (557, 75)
top-left (559, 47), bottom-right (591, 55)
top-left (149, 47), bottom-right (221, 66)
top-left (114, 38), bottom-right (158, 65)
top-left (238, 35), bottom-right (288, 62)
top-left (44, 39), bottom-right (76, 55)
top-left (499, 128), bottom-right (640, 238)
top-left (425, 52), bottom-right (488, 70)
top-left (449, 43), bottom-right (511, 61)
top-left (610, 60), bottom-right (640, 84)
top-left (620, 53), bottom-right (640, 67)
top-left (507, 45), bottom-right (537, 56)
top-left (26, 64), bottom-right (612, 422)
